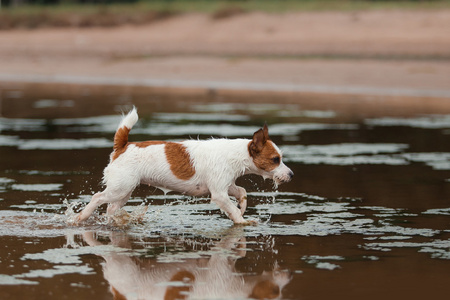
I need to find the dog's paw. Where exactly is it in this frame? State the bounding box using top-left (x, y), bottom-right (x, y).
top-left (111, 209), bottom-right (131, 227)
top-left (66, 213), bottom-right (82, 226)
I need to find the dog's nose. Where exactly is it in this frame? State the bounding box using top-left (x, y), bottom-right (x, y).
top-left (289, 171), bottom-right (294, 180)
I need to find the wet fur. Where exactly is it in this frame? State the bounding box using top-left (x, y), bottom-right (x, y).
top-left (75, 107), bottom-right (293, 225)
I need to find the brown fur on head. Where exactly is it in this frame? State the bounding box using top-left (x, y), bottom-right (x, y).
top-left (248, 124), bottom-right (282, 172)
top-left (249, 123), bottom-right (270, 154)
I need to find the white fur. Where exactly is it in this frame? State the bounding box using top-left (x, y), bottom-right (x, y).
top-left (75, 108), bottom-right (293, 225)
top-left (119, 107), bottom-right (138, 130)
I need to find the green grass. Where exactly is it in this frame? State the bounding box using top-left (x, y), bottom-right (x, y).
top-left (137, 0), bottom-right (450, 13)
top-left (1, 0), bottom-right (450, 30)
top-left (4, 0), bottom-right (450, 13)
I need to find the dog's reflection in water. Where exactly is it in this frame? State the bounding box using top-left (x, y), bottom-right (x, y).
top-left (82, 230), bottom-right (291, 300)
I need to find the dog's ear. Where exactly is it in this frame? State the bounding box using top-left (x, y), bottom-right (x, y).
top-left (262, 123), bottom-right (269, 140)
top-left (250, 124), bottom-right (269, 155)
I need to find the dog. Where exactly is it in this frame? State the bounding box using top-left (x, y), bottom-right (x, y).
top-left (75, 107), bottom-right (293, 225)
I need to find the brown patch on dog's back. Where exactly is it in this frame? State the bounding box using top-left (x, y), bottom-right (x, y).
top-left (132, 141), bottom-right (166, 148)
top-left (112, 135), bottom-right (167, 161)
top-left (165, 142), bottom-right (195, 180)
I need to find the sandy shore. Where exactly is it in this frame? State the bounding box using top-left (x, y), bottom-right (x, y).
top-left (0, 10), bottom-right (449, 98)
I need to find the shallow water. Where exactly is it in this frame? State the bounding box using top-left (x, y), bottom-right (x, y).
top-left (0, 83), bottom-right (449, 299)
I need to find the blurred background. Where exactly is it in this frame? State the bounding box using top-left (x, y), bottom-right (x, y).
top-left (0, 0), bottom-right (449, 100)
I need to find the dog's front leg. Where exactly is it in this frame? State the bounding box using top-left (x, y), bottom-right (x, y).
top-left (228, 185), bottom-right (247, 216)
top-left (211, 191), bottom-right (256, 225)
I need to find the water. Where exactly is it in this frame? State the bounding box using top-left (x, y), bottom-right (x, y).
top-left (0, 83), bottom-right (449, 299)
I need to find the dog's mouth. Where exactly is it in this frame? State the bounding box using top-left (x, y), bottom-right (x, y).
top-left (273, 171), bottom-right (294, 187)
top-left (264, 170), bottom-right (294, 189)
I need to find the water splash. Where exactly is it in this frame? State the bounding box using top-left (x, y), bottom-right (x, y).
top-left (111, 205), bottom-right (148, 227)
top-left (63, 200), bottom-right (85, 226)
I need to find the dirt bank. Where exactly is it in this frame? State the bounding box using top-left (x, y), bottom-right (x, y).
top-left (0, 10), bottom-right (449, 97)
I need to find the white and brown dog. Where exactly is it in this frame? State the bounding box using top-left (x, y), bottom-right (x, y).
top-left (75, 107), bottom-right (293, 225)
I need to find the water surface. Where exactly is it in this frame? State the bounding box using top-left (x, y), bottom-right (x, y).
top-left (0, 83), bottom-right (449, 299)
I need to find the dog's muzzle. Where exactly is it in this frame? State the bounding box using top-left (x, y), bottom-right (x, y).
top-left (274, 164), bottom-right (294, 185)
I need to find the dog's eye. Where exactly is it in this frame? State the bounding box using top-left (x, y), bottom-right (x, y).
top-left (272, 156), bottom-right (280, 164)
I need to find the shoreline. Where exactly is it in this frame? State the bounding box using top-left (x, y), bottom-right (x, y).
top-left (2, 79), bottom-right (450, 122)
top-left (1, 73), bottom-right (450, 99)
top-left (1, 10), bottom-right (449, 106)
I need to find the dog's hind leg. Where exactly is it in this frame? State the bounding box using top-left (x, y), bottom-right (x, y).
top-left (106, 191), bottom-right (133, 216)
top-left (75, 191), bottom-right (109, 223)
top-left (75, 187), bottom-right (134, 224)
top-left (228, 185), bottom-right (247, 216)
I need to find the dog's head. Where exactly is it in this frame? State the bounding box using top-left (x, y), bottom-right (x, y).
top-left (248, 124), bottom-right (294, 187)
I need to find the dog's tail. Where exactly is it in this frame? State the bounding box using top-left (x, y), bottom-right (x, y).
top-left (113, 107), bottom-right (138, 155)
